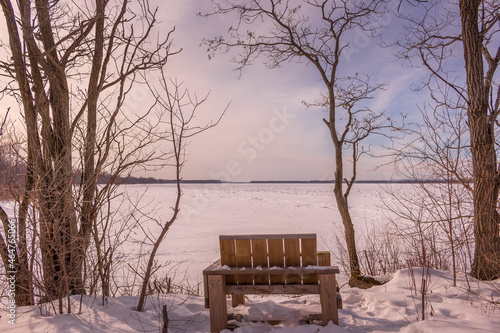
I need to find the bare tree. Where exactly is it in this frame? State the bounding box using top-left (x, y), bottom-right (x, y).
top-left (0, 0), bottom-right (176, 307)
top-left (395, 0), bottom-right (500, 280)
top-left (136, 76), bottom-right (226, 312)
top-left (202, 0), bottom-right (396, 285)
top-left (385, 98), bottom-right (476, 285)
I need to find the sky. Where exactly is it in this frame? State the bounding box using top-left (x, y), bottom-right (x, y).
top-left (0, 0), bottom-right (433, 182)
top-left (151, 0), bottom-right (429, 182)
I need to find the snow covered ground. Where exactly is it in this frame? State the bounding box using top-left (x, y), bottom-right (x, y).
top-left (1, 183), bottom-right (499, 332)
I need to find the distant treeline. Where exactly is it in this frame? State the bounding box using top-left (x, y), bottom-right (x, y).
top-left (249, 179), bottom-right (466, 184)
top-left (96, 173), bottom-right (222, 184)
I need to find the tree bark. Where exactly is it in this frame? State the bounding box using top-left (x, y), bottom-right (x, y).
top-left (460, 0), bottom-right (500, 280)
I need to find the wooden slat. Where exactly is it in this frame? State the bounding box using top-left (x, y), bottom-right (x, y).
top-left (317, 251), bottom-right (331, 266)
top-left (235, 239), bottom-right (252, 284)
top-left (227, 284), bottom-right (320, 295)
top-left (284, 238), bottom-right (301, 284)
top-left (220, 239), bottom-right (236, 284)
top-left (220, 234), bottom-right (316, 240)
top-left (251, 239), bottom-right (269, 284)
top-left (318, 251), bottom-right (331, 285)
top-left (268, 239), bottom-right (285, 284)
top-left (302, 238), bottom-right (318, 284)
top-left (203, 266), bottom-right (340, 275)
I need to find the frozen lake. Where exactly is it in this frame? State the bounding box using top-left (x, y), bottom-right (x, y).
top-left (0, 182), bottom-right (410, 286)
top-left (120, 182), bottom-right (396, 284)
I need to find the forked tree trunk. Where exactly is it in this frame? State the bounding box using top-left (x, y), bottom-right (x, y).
top-left (328, 96), bottom-right (362, 280)
top-left (460, 0), bottom-right (500, 280)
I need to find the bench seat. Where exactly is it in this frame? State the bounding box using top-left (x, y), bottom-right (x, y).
top-left (203, 234), bottom-right (341, 332)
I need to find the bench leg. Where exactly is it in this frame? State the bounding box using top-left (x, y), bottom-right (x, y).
top-left (204, 274), bottom-right (209, 308)
top-left (232, 293), bottom-right (245, 307)
top-left (208, 275), bottom-right (228, 332)
top-left (319, 273), bottom-right (339, 325)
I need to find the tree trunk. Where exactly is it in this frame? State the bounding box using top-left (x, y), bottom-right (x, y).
top-left (334, 189), bottom-right (361, 279)
top-left (329, 110), bottom-right (362, 280)
top-left (460, 0), bottom-right (500, 280)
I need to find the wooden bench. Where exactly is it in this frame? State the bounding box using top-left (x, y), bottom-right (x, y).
top-left (203, 234), bottom-right (341, 332)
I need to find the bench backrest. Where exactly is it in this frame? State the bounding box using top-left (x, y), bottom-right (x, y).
top-left (219, 234), bottom-right (324, 285)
